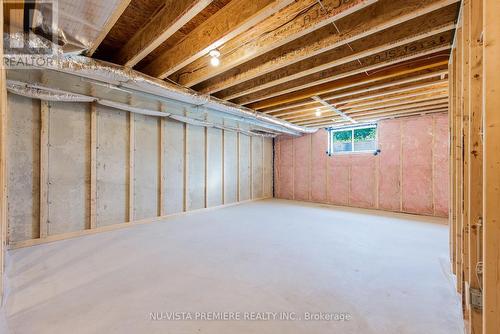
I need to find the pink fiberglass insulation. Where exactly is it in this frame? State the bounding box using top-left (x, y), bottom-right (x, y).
top-left (328, 155), bottom-right (350, 205)
top-left (278, 137), bottom-right (294, 200)
top-left (433, 114), bottom-right (450, 217)
top-left (273, 113), bottom-right (449, 217)
top-left (377, 119), bottom-right (402, 211)
top-left (350, 155), bottom-right (377, 208)
top-left (402, 116), bottom-right (434, 215)
top-left (293, 134), bottom-right (311, 201)
top-left (311, 129), bottom-right (328, 202)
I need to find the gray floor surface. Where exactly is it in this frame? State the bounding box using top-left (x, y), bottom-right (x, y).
top-left (1, 199), bottom-right (464, 334)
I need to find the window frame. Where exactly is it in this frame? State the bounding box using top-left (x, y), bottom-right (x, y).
top-left (328, 124), bottom-right (378, 155)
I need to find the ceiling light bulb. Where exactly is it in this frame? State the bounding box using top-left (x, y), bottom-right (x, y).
top-left (315, 110), bottom-right (322, 117)
top-left (209, 49), bottom-right (221, 58)
top-left (210, 56), bottom-right (220, 67)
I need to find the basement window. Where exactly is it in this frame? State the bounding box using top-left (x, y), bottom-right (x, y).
top-left (328, 125), bottom-right (378, 155)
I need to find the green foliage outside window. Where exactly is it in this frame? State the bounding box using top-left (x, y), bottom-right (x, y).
top-left (354, 128), bottom-right (376, 142)
top-left (333, 130), bottom-right (352, 143)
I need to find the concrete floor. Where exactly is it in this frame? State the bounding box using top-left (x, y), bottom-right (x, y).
top-left (1, 199), bottom-right (463, 334)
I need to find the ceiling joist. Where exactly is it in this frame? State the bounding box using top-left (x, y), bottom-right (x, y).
top-left (203, 0), bottom-right (458, 96)
top-left (115, 0), bottom-right (214, 67)
top-left (142, 0), bottom-right (296, 78)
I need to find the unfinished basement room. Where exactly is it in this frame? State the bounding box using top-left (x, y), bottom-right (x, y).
top-left (0, 0), bottom-right (499, 333)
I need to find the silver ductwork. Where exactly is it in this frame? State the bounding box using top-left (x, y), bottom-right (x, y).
top-left (5, 79), bottom-right (280, 138)
top-left (4, 52), bottom-right (315, 136)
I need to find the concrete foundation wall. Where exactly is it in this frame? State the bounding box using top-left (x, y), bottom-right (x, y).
top-left (274, 113), bottom-right (450, 217)
top-left (6, 94), bottom-right (273, 244)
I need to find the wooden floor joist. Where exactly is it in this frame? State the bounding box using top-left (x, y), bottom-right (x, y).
top-left (283, 88), bottom-right (448, 121)
top-left (115, 0), bottom-right (213, 67)
top-left (142, 0), bottom-right (296, 78)
top-left (261, 71), bottom-right (448, 113)
top-left (86, 0), bottom-right (132, 56)
top-left (195, 0), bottom-right (459, 95)
top-left (232, 43), bottom-right (452, 106)
top-left (178, 0), bottom-right (376, 88)
top-left (218, 24), bottom-right (455, 101)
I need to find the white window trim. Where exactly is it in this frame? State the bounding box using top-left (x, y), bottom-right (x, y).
top-left (328, 124), bottom-right (378, 155)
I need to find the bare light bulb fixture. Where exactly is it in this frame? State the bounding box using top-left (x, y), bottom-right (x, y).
top-left (210, 57), bottom-right (220, 67)
top-left (315, 109), bottom-right (322, 117)
top-left (209, 49), bottom-right (221, 67)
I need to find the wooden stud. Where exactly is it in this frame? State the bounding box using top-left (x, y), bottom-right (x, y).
top-left (461, 0), bottom-right (471, 315)
top-left (128, 111), bottom-right (135, 222)
top-left (454, 25), bottom-right (463, 296)
top-left (40, 101), bottom-right (50, 238)
top-left (183, 123), bottom-right (188, 212)
top-left (86, 0), bottom-right (132, 56)
top-left (204, 126), bottom-right (208, 208)
top-left (159, 112), bottom-right (166, 217)
top-left (237, 132), bottom-right (240, 202)
top-left (222, 129), bottom-right (225, 205)
top-left (449, 49), bottom-right (457, 275)
top-left (467, 0), bottom-right (483, 332)
top-left (90, 103), bottom-right (97, 229)
top-left (250, 136), bottom-right (253, 199)
top-left (483, 0), bottom-right (500, 331)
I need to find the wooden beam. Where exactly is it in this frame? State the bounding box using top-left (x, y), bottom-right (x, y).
top-left (237, 46), bottom-right (451, 106)
top-left (287, 96), bottom-right (449, 123)
top-left (483, 0), bottom-right (500, 332)
top-left (86, 0), bottom-right (132, 56)
top-left (180, 0), bottom-right (378, 88)
top-left (308, 107), bottom-right (449, 127)
top-left (262, 71), bottom-right (448, 113)
top-left (334, 85), bottom-right (448, 109)
top-left (467, 0), bottom-right (483, 332)
top-left (296, 100), bottom-right (449, 125)
top-left (281, 86), bottom-right (448, 120)
top-left (341, 94), bottom-right (449, 115)
top-left (142, 0), bottom-right (296, 79)
top-left (115, 0), bottom-right (213, 67)
top-left (216, 21), bottom-right (456, 100)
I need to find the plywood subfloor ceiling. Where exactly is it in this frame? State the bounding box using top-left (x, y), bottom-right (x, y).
top-left (87, 0), bottom-right (459, 128)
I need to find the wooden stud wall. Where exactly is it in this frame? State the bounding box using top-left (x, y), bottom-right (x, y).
top-left (449, 0), bottom-right (500, 332)
top-left (5, 96), bottom-right (274, 250)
